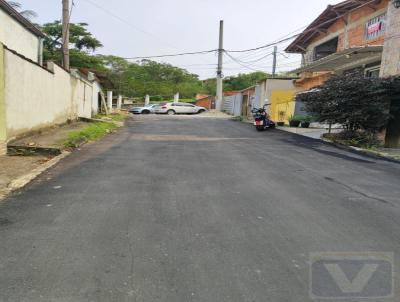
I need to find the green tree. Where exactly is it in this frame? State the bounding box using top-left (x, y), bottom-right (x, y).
top-left (41, 21), bottom-right (103, 69)
top-left (201, 72), bottom-right (270, 94)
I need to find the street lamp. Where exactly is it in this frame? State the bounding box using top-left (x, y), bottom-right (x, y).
top-left (393, 0), bottom-right (400, 8)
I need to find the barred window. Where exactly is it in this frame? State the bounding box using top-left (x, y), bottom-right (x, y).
top-left (365, 14), bottom-right (386, 40)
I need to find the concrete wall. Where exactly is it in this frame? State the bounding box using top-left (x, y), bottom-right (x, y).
top-left (0, 43), bottom-right (5, 154)
top-left (381, 4), bottom-right (400, 76)
top-left (0, 8), bottom-right (40, 63)
top-left (4, 50), bottom-right (73, 139)
top-left (1, 47), bottom-right (101, 142)
top-left (71, 71), bottom-right (93, 119)
top-left (381, 4), bottom-right (400, 147)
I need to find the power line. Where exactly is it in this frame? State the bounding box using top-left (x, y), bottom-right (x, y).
top-left (122, 50), bottom-right (217, 60)
top-left (224, 51), bottom-right (265, 72)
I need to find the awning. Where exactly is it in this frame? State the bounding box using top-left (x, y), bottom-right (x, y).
top-left (294, 46), bottom-right (383, 73)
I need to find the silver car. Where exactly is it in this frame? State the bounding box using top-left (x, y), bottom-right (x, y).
top-left (154, 103), bottom-right (207, 115)
top-left (129, 104), bottom-right (158, 114)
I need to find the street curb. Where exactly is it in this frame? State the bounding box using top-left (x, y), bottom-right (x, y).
top-left (276, 127), bottom-right (400, 164)
top-left (0, 151), bottom-right (71, 201)
top-left (320, 138), bottom-right (400, 164)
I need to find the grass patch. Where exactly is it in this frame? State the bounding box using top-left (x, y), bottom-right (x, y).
top-left (95, 113), bottom-right (127, 122)
top-left (108, 113), bottom-right (128, 122)
top-left (231, 116), bottom-right (243, 122)
top-left (63, 122), bottom-right (117, 148)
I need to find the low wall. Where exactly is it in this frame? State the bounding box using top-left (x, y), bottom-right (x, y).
top-left (4, 49), bottom-right (73, 139)
top-left (1, 45), bottom-right (99, 141)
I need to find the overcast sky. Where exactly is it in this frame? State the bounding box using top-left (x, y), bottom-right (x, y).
top-left (19, 0), bottom-right (342, 79)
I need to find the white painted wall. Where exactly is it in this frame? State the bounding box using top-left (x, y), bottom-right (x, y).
top-left (0, 9), bottom-right (40, 62)
top-left (3, 50), bottom-right (99, 139)
top-left (71, 72), bottom-right (93, 119)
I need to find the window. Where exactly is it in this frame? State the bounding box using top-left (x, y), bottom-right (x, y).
top-left (314, 37), bottom-right (339, 61)
top-left (365, 14), bottom-right (386, 40)
top-left (365, 66), bottom-right (381, 78)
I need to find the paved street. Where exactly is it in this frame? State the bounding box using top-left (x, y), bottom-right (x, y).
top-left (1, 116), bottom-right (400, 302)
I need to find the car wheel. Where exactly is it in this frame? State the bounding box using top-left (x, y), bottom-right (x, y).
top-left (198, 109), bottom-right (206, 114)
top-left (167, 110), bottom-right (176, 115)
top-left (142, 110), bottom-right (151, 114)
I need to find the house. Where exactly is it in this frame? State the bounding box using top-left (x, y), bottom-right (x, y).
top-left (195, 95), bottom-right (215, 110)
top-left (285, 0), bottom-right (400, 146)
top-left (0, 0), bottom-right (118, 155)
top-left (380, 0), bottom-right (400, 147)
top-left (0, 0), bottom-right (45, 64)
top-left (255, 78), bottom-right (300, 124)
top-left (286, 0), bottom-right (389, 88)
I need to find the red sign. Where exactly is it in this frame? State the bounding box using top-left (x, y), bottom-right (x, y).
top-left (367, 22), bottom-right (382, 34)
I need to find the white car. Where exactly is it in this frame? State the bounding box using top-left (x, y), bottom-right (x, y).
top-left (154, 103), bottom-right (207, 115)
top-left (129, 104), bottom-right (158, 114)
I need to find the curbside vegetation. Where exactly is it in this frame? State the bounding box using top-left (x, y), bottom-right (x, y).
top-left (63, 121), bottom-right (118, 148)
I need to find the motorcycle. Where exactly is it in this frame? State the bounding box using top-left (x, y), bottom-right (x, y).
top-left (251, 105), bottom-right (276, 132)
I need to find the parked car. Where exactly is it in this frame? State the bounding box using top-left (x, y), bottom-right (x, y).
top-left (153, 103), bottom-right (207, 115)
top-left (129, 104), bottom-right (158, 114)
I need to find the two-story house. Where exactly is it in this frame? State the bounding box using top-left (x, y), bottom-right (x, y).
top-left (285, 0), bottom-right (400, 147)
top-left (286, 0), bottom-right (389, 90)
top-left (0, 0), bottom-right (45, 64)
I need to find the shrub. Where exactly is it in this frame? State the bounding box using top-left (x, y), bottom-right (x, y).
top-left (288, 115), bottom-right (303, 122)
top-left (323, 131), bottom-right (383, 149)
top-left (296, 73), bottom-right (392, 133)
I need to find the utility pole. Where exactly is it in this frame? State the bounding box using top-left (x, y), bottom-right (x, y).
top-left (62, 0), bottom-right (70, 70)
top-left (216, 20), bottom-right (224, 111)
top-left (272, 45), bottom-right (278, 78)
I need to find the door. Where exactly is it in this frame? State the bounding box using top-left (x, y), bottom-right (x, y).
top-left (172, 103), bottom-right (184, 113)
top-left (184, 104), bottom-right (197, 113)
top-left (242, 95), bottom-right (248, 117)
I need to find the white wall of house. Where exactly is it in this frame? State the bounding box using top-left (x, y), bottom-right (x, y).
top-left (0, 8), bottom-right (40, 62)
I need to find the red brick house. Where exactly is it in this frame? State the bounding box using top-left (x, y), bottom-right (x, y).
top-left (286, 0), bottom-right (390, 90)
top-left (285, 0), bottom-right (400, 146)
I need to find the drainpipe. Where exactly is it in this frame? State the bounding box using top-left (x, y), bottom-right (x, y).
top-left (38, 38), bottom-right (44, 66)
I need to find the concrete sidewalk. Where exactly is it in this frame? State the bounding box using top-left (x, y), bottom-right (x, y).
top-left (1, 122), bottom-right (89, 200)
top-left (277, 126), bottom-right (400, 162)
top-left (276, 126), bottom-right (341, 139)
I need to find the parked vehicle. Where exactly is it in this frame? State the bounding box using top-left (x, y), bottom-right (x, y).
top-left (129, 104), bottom-right (158, 114)
top-left (252, 105), bottom-right (276, 131)
top-left (154, 103), bottom-right (207, 115)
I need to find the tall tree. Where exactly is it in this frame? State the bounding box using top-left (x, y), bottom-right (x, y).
top-left (41, 21), bottom-right (103, 69)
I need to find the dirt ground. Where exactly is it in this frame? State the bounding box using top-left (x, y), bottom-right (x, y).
top-left (10, 122), bottom-right (88, 149)
top-left (0, 155), bottom-right (51, 198)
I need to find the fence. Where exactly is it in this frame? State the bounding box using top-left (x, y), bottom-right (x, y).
top-left (0, 43), bottom-right (101, 144)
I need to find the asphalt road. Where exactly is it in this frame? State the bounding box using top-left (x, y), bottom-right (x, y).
top-left (1, 116), bottom-right (400, 302)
